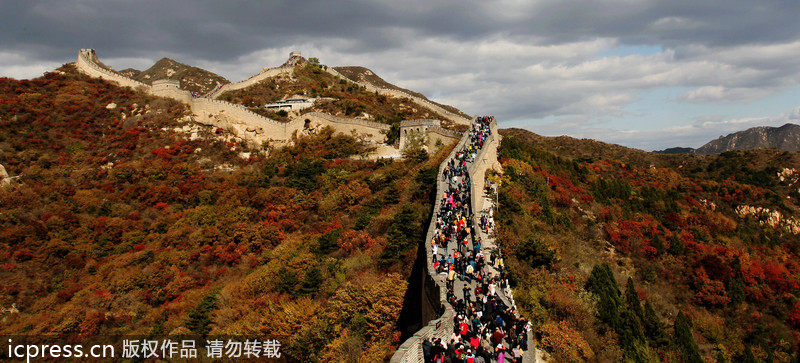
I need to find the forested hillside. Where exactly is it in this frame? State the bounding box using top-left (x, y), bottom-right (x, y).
top-left (0, 66), bottom-right (442, 361)
top-left (497, 129), bottom-right (800, 362)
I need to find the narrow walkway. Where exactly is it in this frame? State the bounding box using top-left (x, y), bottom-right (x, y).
top-left (401, 117), bottom-right (533, 363)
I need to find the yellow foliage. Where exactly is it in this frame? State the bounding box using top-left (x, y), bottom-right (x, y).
top-left (360, 337), bottom-right (394, 363)
top-left (327, 273), bottom-right (407, 342)
top-left (320, 329), bottom-right (362, 363)
top-left (265, 298), bottom-right (323, 347)
top-left (540, 320), bottom-right (594, 362)
top-left (235, 265), bottom-right (277, 298)
top-left (503, 158), bottom-right (536, 178)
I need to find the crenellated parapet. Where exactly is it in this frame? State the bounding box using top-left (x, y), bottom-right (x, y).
top-left (203, 51), bottom-right (303, 98)
top-left (77, 49), bottom-right (150, 91)
top-left (205, 66), bottom-right (293, 99)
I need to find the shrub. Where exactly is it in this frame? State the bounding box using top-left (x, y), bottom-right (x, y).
top-left (516, 235), bottom-right (559, 269)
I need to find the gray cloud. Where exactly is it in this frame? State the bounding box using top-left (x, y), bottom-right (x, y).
top-left (5, 0), bottom-right (799, 64)
top-left (2, 0), bottom-right (799, 150)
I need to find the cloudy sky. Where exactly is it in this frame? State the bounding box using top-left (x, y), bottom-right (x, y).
top-left (2, 0), bottom-right (799, 151)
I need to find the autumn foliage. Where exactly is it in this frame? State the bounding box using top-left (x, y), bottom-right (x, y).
top-left (496, 130), bottom-right (800, 361)
top-left (0, 68), bottom-right (444, 361)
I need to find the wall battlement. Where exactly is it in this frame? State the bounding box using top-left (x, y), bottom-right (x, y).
top-left (303, 112), bottom-right (391, 131)
top-left (78, 49), bottom-right (150, 90)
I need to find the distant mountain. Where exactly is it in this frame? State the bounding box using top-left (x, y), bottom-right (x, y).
top-left (695, 123), bottom-right (800, 155)
top-left (654, 147), bottom-right (695, 155)
top-left (133, 57), bottom-right (229, 95)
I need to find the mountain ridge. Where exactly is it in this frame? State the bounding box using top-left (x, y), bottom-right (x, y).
top-left (695, 123), bottom-right (800, 155)
top-left (655, 123), bottom-right (800, 155)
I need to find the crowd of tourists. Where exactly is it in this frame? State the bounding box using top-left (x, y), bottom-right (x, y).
top-left (423, 116), bottom-right (530, 363)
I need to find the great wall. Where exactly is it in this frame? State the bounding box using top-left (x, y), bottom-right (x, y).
top-left (203, 52), bottom-right (301, 98)
top-left (390, 119), bottom-right (536, 362)
top-left (76, 49), bottom-right (531, 361)
top-left (76, 49), bottom-right (466, 152)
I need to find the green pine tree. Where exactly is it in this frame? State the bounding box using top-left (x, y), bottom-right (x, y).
top-left (669, 234), bottom-right (685, 256)
top-left (674, 311), bottom-right (703, 363)
top-left (587, 263), bottom-right (622, 328)
top-left (727, 277), bottom-right (746, 305)
top-left (625, 277), bottom-right (645, 320)
top-left (588, 265), bottom-right (654, 361)
top-left (618, 307), bottom-right (647, 359)
top-left (651, 234), bottom-right (665, 255)
top-left (298, 266), bottom-right (323, 297)
top-left (642, 300), bottom-right (668, 347)
top-left (587, 263), bottom-right (621, 304)
top-left (716, 349), bottom-right (728, 363)
top-left (186, 290), bottom-right (219, 337)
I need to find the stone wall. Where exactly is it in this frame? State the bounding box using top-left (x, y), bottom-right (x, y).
top-left (152, 80), bottom-right (193, 104)
top-left (390, 127), bottom-right (473, 363)
top-left (191, 98), bottom-right (288, 139)
top-left (426, 127), bottom-right (463, 150)
top-left (78, 49), bottom-right (463, 153)
top-left (399, 119), bottom-right (462, 150)
top-left (77, 49), bottom-right (149, 91)
top-left (391, 119), bottom-right (508, 363)
top-left (301, 112), bottom-right (390, 142)
top-left (78, 49), bottom-right (194, 104)
top-left (206, 66), bottom-right (293, 99)
top-left (468, 121), bottom-right (502, 215)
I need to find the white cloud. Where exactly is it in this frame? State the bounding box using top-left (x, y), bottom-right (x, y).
top-left (0, 51), bottom-right (61, 79)
top-left (650, 16), bottom-right (695, 30)
top-left (519, 106), bottom-right (800, 151)
top-left (678, 86), bottom-right (772, 104)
